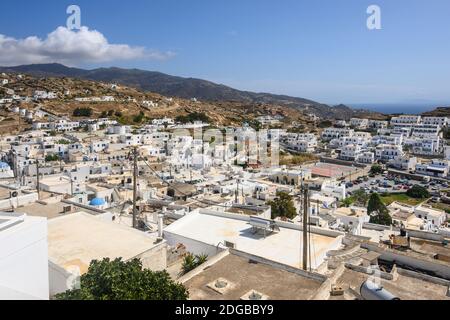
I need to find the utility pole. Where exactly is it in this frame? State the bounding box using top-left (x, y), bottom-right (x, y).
top-left (132, 147), bottom-right (138, 229)
top-left (302, 184), bottom-right (309, 271)
top-left (36, 159), bottom-right (40, 200)
top-left (235, 178), bottom-right (239, 204)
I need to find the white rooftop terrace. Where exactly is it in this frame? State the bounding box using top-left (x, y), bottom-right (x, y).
top-left (164, 210), bottom-right (344, 270)
top-left (48, 212), bottom-right (166, 274)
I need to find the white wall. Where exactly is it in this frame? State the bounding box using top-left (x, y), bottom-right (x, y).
top-left (163, 232), bottom-right (224, 258)
top-left (0, 192), bottom-right (38, 210)
top-left (0, 216), bottom-right (49, 300)
top-left (48, 260), bottom-right (72, 297)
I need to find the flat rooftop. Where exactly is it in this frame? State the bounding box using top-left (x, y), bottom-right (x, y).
top-left (39, 176), bottom-right (70, 186)
top-left (48, 212), bottom-right (160, 274)
top-left (183, 252), bottom-right (324, 300)
top-left (0, 186), bottom-right (21, 200)
top-left (334, 207), bottom-right (367, 218)
top-left (331, 268), bottom-right (450, 300)
top-left (164, 211), bottom-right (343, 270)
top-left (15, 201), bottom-right (101, 219)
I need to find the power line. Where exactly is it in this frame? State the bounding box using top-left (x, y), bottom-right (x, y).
top-left (141, 157), bottom-right (257, 209)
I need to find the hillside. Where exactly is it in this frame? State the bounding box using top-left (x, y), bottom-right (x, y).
top-left (422, 107), bottom-right (450, 117)
top-left (0, 73), bottom-right (318, 131)
top-left (0, 63), bottom-right (382, 120)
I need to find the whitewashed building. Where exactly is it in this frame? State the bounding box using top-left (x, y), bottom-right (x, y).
top-left (322, 128), bottom-right (354, 141)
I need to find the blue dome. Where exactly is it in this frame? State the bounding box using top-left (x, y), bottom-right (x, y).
top-left (89, 198), bottom-right (106, 206)
top-left (0, 162), bottom-right (10, 169)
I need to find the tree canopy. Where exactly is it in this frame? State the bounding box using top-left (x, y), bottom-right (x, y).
top-left (367, 193), bottom-right (392, 226)
top-left (55, 258), bottom-right (189, 300)
top-left (268, 191), bottom-right (297, 220)
top-left (370, 164), bottom-right (383, 175)
top-left (406, 185), bottom-right (430, 199)
top-left (352, 189), bottom-right (370, 206)
top-left (176, 112), bottom-right (210, 124)
top-left (45, 154), bottom-right (59, 162)
top-left (73, 107), bottom-right (93, 117)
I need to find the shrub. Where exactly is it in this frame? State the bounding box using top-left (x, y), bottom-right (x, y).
top-left (73, 107), bottom-right (93, 117)
top-left (181, 253), bottom-right (208, 275)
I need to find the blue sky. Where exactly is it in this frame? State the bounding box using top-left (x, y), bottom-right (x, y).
top-left (0, 0), bottom-right (449, 105)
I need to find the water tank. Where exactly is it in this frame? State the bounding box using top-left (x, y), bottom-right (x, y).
top-left (360, 280), bottom-right (400, 300)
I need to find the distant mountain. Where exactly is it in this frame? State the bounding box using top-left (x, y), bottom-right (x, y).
top-left (0, 63), bottom-right (380, 119)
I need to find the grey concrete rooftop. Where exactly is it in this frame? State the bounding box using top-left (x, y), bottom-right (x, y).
top-left (184, 252), bottom-right (324, 300)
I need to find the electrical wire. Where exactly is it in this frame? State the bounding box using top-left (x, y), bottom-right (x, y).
top-left (141, 156), bottom-right (260, 209)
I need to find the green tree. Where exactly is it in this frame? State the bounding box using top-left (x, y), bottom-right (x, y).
top-left (133, 111), bottom-right (145, 123)
top-left (352, 189), bottom-right (370, 206)
top-left (56, 139), bottom-right (70, 145)
top-left (247, 120), bottom-right (262, 131)
top-left (318, 120), bottom-right (332, 128)
top-left (370, 164), bottom-right (383, 175)
top-left (443, 128), bottom-right (450, 140)
top-left (367, 193), bottom-right (392, 226)
top-left (55, 258), bottom-right (188, 300)
top-left (406, 185), bottom-right (430, 199)
top-left (73, 107), bottom-right (93, 117)
top-left (180, 253), bottom-right (208, 275)
top-left (176, 112), bottom-right (210, 124)
top-left (45, 154), bottom-right (59, 162)
top-left (268, 191), bottom-right (297, 220)
top-left (341, 197), bottom-right (354, 208)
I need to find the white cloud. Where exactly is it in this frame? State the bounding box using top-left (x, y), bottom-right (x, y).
top-left (0, 26), bottom-right (174, 66)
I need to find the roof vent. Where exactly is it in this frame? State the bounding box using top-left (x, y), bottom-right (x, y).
top-left (240, 290), bottom-right (269, 301)
top-left (214, 279), bottom-right (228, 289)
top-left (207, 278), bottom-right (235, 295)
top-left (248, 291), bottom-right (263, 300)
